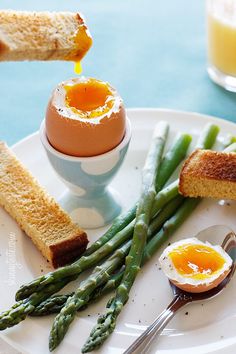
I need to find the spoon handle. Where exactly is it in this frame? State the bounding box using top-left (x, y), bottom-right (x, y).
top-left (124, 294), bottom-right (191, 354)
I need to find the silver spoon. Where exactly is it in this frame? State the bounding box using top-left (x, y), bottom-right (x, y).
top-left (124, 225), bottom-right (236, 354)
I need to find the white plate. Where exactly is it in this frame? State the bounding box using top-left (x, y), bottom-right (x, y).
top-left (1, 108), bottom-right (236, 354)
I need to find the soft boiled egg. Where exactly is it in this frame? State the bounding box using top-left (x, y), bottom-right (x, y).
top-left (159, 238), bottom-right (232, 293)
top-left (45, 77), bottom-right (126, 157)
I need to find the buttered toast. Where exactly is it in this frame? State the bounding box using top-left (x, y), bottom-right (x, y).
top-left (0, 142), bottom-right (88, 267)
top-left (0, 10), bottom-right (92, 61)
top-left (179, 149), bottom-right (236, 200)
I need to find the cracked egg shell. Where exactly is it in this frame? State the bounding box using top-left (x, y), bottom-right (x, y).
top-left (159, 238), bottom-right (232, 293)
top-left (45, 77), bottom-right (126, 157)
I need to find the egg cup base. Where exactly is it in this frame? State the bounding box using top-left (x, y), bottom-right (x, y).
top-left (59, 186), bottom-right (122, 229)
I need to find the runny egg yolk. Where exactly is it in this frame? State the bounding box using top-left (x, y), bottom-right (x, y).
top-left (169, 244), bottom-right (226, 280)
top-left (74, 61), bottom-right (82, 75)
top-left (64, 79), bottom-right (115, 119)
top-left (66, 21), bottom-right (92, 63)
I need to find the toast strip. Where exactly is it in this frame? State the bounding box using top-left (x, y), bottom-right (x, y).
top-left (0, 10), bottom-right (92, 61)
top-left (179, 149), bottom-right (236, 200)
top-left (0, 142), bottom-right (88, 267)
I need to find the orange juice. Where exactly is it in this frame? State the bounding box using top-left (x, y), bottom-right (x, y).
top-left (207, 0), bottom-right (236, 76)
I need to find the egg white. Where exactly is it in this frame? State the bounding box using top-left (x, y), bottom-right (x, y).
top-left (159, 237), bottom-right (232, 288)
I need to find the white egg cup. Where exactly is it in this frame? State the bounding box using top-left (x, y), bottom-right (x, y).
top-left (40, 118), bottom-right (131, 229)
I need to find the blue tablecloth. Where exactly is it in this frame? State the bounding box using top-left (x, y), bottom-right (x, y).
top-left (0, 0), bottom-right (236, 145)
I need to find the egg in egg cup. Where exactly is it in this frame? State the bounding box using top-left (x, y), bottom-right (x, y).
top-left (40, 77), bottom-right (131, 229)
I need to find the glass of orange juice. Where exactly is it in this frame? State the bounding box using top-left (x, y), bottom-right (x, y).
top-left (207, 0), bottom-right (236, 92)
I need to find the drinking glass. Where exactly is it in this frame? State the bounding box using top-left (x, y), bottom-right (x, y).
top-left (207, 0), bottom-right (236, 92)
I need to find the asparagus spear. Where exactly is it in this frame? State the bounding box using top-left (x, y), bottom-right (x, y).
top-left (1, 129), bottom-right (192, 328)
top-left (155, 134), bottom-right (189, 191)
top-left (49, 193), bottom-right (183, 349)
top-left (195, 123), bottom-right (219, 149)
top-left (15, 123), bottom-right (170, 301)
top-left (30, 292), bottom-right (74, 317)
top-left (90, 120), bottom-right (220, 296)
top-left (0, 124), bottom-right (218, 331)
top-left (31, 195), bottom-right (184, 317)
top-left (84, 122), bottom-right (218, 261)
top-left (17, 180), bottom-right (178, 301)
top-left (81, 124), bottom-right (221, 352)
top-left (48, 122), bottom-right (171, 349)
top-left (30, 268), bottom-right (125, 317)
top-left (16, 220), bottom-right (135, 300)
top-left (17, 124), bottom-right (217, 308)
top-left (221, 135), bottom-right (236, 150)
top-left (82, 198), bottom-right (200, 353)
top-left (113, 123), bottom-right (171, 300)
top-left (0, 242), bottom-right (130, 332)
top-left (83, 205), bottom-right (137, 257)
top-left (82, 124), bottom-right (220, 259)
top-left (0, 277), bottom-right (73, 330)
top-left (78, 124), bottom-right (173, 353)
top-left (0, 195), bottom-right (184, 329)
top-left (49, 239), bottom-right (133, 351)
top-left (9, 124), bottom-right (217, 330)
top-left (83, 130), bottom-right (192, 257)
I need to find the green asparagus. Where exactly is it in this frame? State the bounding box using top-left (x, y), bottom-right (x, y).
top-left (195, 123), bottom-right (219, 149)
top-left (83, 130), bottom-right (193, 258)
top-left (84, 140), bottom-right (236, 328)
top-left (48, 121), bottom-right (170, 350)
top-left (82, 198), bottom-right (200, 353)
top-left (222, 135), bottom-right (236, 150)
top-left (16, 130), bottom-right (195, 301)
top-left (79, 125), bottom-right (170, 353)
top-left (0, 277), bottom-right (73, 330)
top-left (49, 239), bottom-right (132, 351)
top-left (31, 195), bottom-right (184, 317)
top-left (16, 220), bottom-right (135, 300)
top-left (30, 293), bottom-right (74, 317)
top-left (120, 121), bottom-right (170, 295)
top-left (0, 187), bottom-right (183, 329)
top-left (18, 123), bottom-right (218, 315)
top-left (16, 123), bottom-right (172, 301)
top-left (83, 123), bottom-right (219, 260)
top-left (0, 193), bottom-right (183, 329)
top-left (0, 123), bottom-right (219, 336)
top-left (30, 268), bottom-right (125, 317)
top-left (83, 205), bottom-right (137, 257)
top-left (155, 133), bottom-right (192, 191)
top-left (81, 124), bottom-right (220, 352)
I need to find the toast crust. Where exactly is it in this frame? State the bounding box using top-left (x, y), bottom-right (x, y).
top-left (179, 149), bottom-right (236, 200)
top-left (50, 235), bottom-right (87, 268)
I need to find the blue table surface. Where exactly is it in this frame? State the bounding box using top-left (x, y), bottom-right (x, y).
top-left (0, 0), bottom-right (236, 146)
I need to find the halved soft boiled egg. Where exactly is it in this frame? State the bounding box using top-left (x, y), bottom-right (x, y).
top-left (159, 238), bottom-right (232, 293)
top-left (45, 77), bottom-right (126, 157)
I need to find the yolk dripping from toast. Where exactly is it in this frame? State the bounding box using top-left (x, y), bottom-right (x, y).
top-left (74, 61), bottom-right (82, 74)
top-left (69, 21), bottom-right (93, 75)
